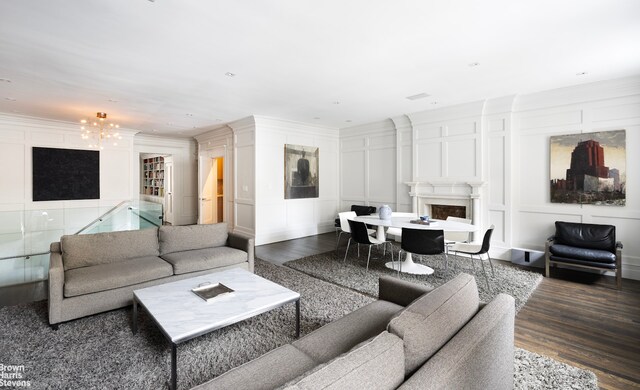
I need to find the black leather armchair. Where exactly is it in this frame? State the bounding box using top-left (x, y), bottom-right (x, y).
top-left (545, 221), bottom-right (623, 288)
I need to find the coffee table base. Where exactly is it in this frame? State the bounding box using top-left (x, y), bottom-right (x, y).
top-left (132, 297), bottom-right (300, 390)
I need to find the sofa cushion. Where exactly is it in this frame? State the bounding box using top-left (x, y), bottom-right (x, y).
top-left (64, 256), bottom-right (173, 297)
top-left (281, 332), bottom-right (404, 390)
top-left (550, 244), bottom-right (616, 264)
top-left (61, 228), bottom-right (159, 271)
top-left (554, 221), bottom-right (616, 252)
top-left (160, 246), bottom-right (248, 275)
top-left (159, 223), bottom-right (228, 255)
top-left (293, 300), bottom-right (403, 364)
top-left (388, 273), bottom-right (480, 376)
top-left (191, 344), bottom-right (316, 390)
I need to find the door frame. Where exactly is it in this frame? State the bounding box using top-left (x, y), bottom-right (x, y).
top-left (198, 147), bottom-right (226, 224)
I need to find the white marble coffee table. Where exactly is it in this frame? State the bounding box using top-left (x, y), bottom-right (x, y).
top-left (132, 268), bottom-right (300, 390)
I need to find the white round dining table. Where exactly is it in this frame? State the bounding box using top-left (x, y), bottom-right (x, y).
top-left (352, 214), bottom-right (478, 275)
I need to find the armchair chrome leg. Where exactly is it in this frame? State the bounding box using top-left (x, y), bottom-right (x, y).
top-left (357, 244), bottom-right (360, 258)
top-left (343, 238), bottom-right (351, 262)
top-left (366, 246), bottom-right (373, 271)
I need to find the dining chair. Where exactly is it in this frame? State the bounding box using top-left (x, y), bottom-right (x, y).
top-left (449, 225), bottom-right (495, 289)
top-left (444, 216), bottom-right (472, 245)
top-left (336, 211), bottom-right (375, 253)
top-left (344, 219), bottom-right (394, 271)
top-left (386, 212), bottom-right (418, 240)
top-left (398, 228), bottom-right (445, 275)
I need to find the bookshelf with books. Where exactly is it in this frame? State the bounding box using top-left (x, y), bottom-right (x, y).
top-left (142, 156), bottom-right (165, 197)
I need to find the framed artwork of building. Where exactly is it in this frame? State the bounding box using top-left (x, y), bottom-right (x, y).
top-left (284, 144), bottom-right (319, 199)
top-left (549, 130), bottom-right (626, 205)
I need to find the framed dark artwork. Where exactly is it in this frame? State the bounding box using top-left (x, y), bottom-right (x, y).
top-left (549, 130), bottom-right (625, 205)
top-left (32, 147), bottom-right (100, 201)
top-left (284, 144), bottom-right (319, 199)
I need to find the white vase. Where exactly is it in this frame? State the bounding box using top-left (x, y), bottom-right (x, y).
top-left (379, 204), bottom-right (392, 220)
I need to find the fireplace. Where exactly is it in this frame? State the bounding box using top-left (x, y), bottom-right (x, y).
top-left (406, 180), bottom-right (484, 239)
top-left (431, 205), bottom-right (466, 220)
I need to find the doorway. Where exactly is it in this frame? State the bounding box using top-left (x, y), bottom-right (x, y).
top-left (199, 153), bottom-right (224, 224)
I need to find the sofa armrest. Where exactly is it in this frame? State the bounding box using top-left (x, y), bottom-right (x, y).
top-left (228, 232), bottom-right (255, 272)
top-left (48, 247), bottom-right (64, 325)
top-left (378, 276), bottom-right (432, 307)
top-left (399, 294), bottom-right (515, 390)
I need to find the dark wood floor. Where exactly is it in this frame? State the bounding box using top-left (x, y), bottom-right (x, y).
top-left (2, 232), bottom-right (639, 389)
top-left (258, 232), bottom-right (640, 390)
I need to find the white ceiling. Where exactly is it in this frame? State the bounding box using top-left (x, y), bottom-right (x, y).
top-left (1, 0), bottom-right (639, 137)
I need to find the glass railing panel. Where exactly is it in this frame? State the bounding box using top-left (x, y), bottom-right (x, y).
top-left (0, 200), bottom-right (163, 288)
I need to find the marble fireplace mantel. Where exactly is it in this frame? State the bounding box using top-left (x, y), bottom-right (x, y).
top-left (405, 181), bottom-right (485, 233)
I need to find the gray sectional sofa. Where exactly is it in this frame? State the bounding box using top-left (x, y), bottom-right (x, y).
top-left (193, 273), bottom-right (515, 390)
top-left (48, 223), bottom-right (254, 327)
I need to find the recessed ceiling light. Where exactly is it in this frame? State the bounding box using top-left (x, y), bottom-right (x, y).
top-left (5, 97), bottom-right (16, 101)
top-left (0, 78), bottom-right (11, 83)
top-left (468, 62), bottom-right (480, 67)
top-left (576, 72), bottom-right (588, 76)
top-left (225, 72), bottom-right (236, 77)
top-left (406, 92), bottom-right (430, 101)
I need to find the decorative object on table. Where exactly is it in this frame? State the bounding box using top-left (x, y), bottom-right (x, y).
top-left (378, 204), bottom-right (392, 220)
top-left (549, 130), bottom-right (625, 205)
top-left (284, 144), bottom-right (319, 199)
top-left (420, 215), bottom-right (430, 222)
top-left (191, 282), bottom-right (234, 301)
top-left (410, 219), bottom-right (434, 225)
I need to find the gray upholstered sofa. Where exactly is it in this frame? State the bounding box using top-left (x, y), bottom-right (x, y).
top-left (193, 273), bottom-right (515, 390)
top-left (48, 223), bottom-right (254, 327)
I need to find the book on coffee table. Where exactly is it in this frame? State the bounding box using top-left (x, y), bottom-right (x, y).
top-left (191, 283), bottom-right (234, 302)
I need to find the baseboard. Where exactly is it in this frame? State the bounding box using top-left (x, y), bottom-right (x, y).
top-left (256, 224), bottom-right (334, 246)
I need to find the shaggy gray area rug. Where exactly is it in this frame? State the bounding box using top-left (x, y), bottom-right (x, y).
top-left (285, 248), bottom-right (542, 312)
top-left (514, 348), bottom-right (598, 390)
top-left (0, 259), bottom-right (596, 389)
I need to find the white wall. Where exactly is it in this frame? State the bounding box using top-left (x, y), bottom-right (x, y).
top-left (0, 114), bottom-right (137, 286)
top-left (0, 114), bottom-right (199, 286)
top-left (253, 117), bottom-right (339, 245)
top-left (512, 76), bottom-right (640, 280)
top-left (340, 119), bottom-right (400, 211)
top-left (340, 75), bottom-right (640, 280)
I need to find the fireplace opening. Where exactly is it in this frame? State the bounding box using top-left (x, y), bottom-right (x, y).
top-left (431, 205), bottom-right (466, 220)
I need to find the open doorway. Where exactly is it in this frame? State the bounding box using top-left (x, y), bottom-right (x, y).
top-left (199, 153), bottom-right (224, 224)
top-left (140, 153), bottom-right (174, 225)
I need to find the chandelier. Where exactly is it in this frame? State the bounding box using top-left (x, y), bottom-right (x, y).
top-left (80, 112), bottom-right (122, 149)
